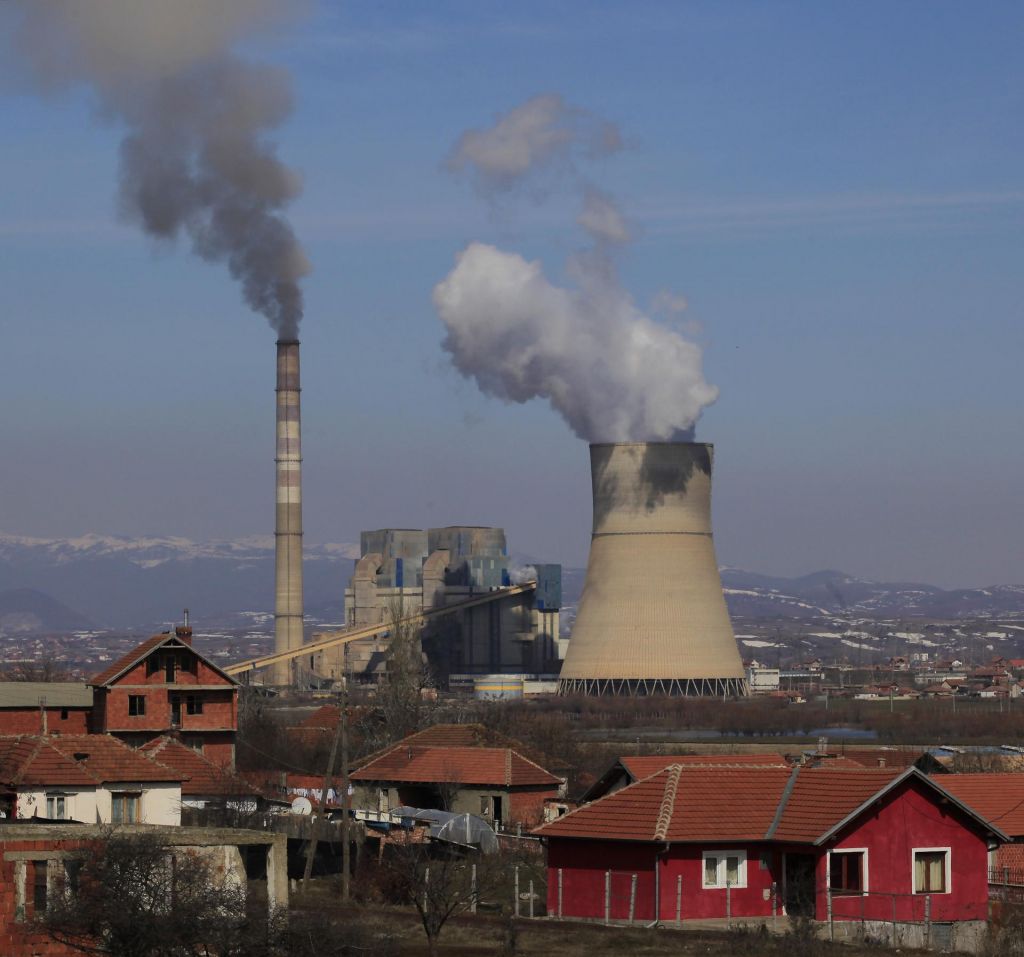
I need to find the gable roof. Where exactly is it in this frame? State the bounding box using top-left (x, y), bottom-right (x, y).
top-left (0, 734), bottom-right (183, 788)
top-left (0, 683), bottom-right (93, 709)
top-left (90, 633), bottom-right (237, 687)
top-left (536, 765), bottom-right (1008, 845)
top-left (935, 774), bottom-right (1024, 837)
top-left (139, 737), bottom-right (257, 797)
top-left (351, 745), bottom-right (561, 788)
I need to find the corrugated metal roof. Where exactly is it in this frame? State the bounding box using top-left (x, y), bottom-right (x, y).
top-left (0, 683), bottom-right (93, 708)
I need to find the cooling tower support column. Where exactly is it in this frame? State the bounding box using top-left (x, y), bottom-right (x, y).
top-left (558, 442), bottom-right (748, 697)
top-left (273, 339), bottom-right (304, 686)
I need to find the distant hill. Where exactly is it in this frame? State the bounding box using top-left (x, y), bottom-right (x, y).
top-left (0, 533), bottom-right (358, 630)
top-left (0, 587), bottom-right (94, 634)
top-left (720, 568), bottom-right (1024, 619)
top-left (2, 532), bottom-right (1022, 630)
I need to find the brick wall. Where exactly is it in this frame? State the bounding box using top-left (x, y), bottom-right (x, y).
top-left (0, 708), bottom-right (90, 735)
top-left (0, 838), bottom-right (96, 956)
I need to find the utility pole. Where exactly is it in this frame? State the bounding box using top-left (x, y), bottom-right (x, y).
top-left (302, 688), bottom-right (344, 889)
top-left (341, 645), bottom-right (351, 903)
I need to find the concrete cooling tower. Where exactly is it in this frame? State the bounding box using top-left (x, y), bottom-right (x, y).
top-left (558, 442), bottom-right (748, 697)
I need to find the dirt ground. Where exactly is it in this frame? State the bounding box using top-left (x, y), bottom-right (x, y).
top-left (292, 890), bottom-right (929, 956)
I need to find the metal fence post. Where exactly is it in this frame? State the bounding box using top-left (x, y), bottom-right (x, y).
top-left (557, 867), bottom-right (563, 918)
top-left (529, 879), bottom-right (535, 919)
top-left (726, 878), bottom-right (731, 927)
top-left (424, 866), bottom-right (429, 915)
top-left (771, 881), bottom-right (777, 932)
top-left (925, 894), bottom-right (931, 948)
top-left (676, 874), bottom-right (682, 925)
top-left (514, 865), bottom-right (520, 918)
top-left (604, 870), bottom-right (611, 926)
top-left (471, 864), bottom-right (477, 914)
top-left (629, 873), bottom-right (637, 924)
top-left (827, 885), bottom-right (833, 941)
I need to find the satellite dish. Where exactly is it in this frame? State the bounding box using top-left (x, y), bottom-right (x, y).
top-left (291, 797), bottom-right (313, 816)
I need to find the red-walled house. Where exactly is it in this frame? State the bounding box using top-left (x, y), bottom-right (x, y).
top-left (0, 683), bottom-right (92, 735)
top-left (90, 626), bottom-right (238, 767)
top-left (536, 765), bottom-right (1005, 928)
top-left (350, 744), bottom-right (564, 826)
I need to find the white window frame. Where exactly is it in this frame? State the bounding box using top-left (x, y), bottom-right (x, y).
top-left (826, 847), bottom-right (869, 895)
top-left (45, 792), bottom-right (70, 820)
top-left (912, 846), bottom-right (952, 895)
top-left (702, 849), bottom-right (748, 889)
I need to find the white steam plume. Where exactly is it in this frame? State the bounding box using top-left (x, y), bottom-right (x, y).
top-left (434, 95), bottom-right (717, 443)
top-left (6, 0), bottom-right (309, 339)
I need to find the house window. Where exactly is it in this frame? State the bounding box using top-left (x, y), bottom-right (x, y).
top-left (914, 849), bottom-right (949, 894)
top-left (164, 654), bottom-right (176, 682)
top-left (128, 695), bottom-right (146, 716)
top-left (186, 695), bottom-right (203, 716)
top-left (45, 793), bottom-right (68, 819)
top-left (60, 708), bottom-right (69, 721)
top-left (829, 850), bottom-right (866, 895)
top-left (111, 792), bottom-right (141, 823)
top-left (33, 861), bottom-right (48, 915)
top-left (702, 850), bottom-right (747, 888)
top-left (146, 656), bottom-right (159, 677)
top-left (184, 736), bottom-right (205, 753)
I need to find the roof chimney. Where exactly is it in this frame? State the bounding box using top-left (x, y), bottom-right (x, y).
top-left (175, 610), bottom-right (193, 645)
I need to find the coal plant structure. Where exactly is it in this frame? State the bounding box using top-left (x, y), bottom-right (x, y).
top-left (558, 442), bottom-right (748, 697)
top-left (273, 339), bottom-right (304, 685)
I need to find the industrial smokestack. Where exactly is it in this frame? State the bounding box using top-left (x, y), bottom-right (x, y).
top-left (559, 442), bottom-right (747, 697)
top-left (274, 339), bottom-right (303, 685)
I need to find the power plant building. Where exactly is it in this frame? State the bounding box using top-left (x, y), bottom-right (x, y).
top-left (558, 442), bottom-right (748, 697)
top-left (314, 527), bottom-right (561, 684)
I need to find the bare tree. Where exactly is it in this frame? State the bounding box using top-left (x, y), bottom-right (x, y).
top-left (379, 834), bottom-right (505, 957)
top-left (41, 830), bottom-right (388, 957)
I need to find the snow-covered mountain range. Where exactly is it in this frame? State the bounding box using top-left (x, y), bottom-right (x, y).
top-left (0, 532), bottom-right (358, 630)
top-left (1, 532), bottom-right (1022, 633)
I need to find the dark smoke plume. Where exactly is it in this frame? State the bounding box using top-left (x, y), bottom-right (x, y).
top-left (6, 0), bottom-right (309, 338)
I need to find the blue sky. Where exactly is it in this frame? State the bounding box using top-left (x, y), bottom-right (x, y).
top-left (1, 1), bottom-right (1022, 586)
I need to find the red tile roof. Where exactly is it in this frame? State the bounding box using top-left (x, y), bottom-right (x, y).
top-left (90, 632), bottom-right (237, 687)
top-left (537, 765), bottom-right (919, 845)
top-left (770, 768), bottom-right (902, 843)
top-left (832, 749), bottom-right (927, 770)
top-left (46, 735), bottom-right (183, 784)
top-left (90, 633), bottom-right (170, 686)
top-left (620, 754), bottom-right (789, 780)
top-left (139, 737), bottom-right (256, 797)
top-left (0, 734), bottom-right (183, 787)
top-left (936, 774), bottom-right (1024, 837)
top-left (0, 736), bottom-right (97, 787)
top-left (356, 723), bottom-right (563, 773)
top-left (352, 745), bottom-right (561, 788)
